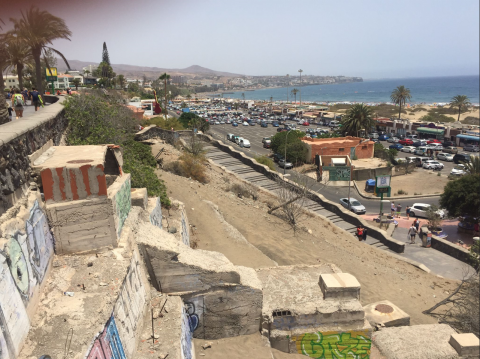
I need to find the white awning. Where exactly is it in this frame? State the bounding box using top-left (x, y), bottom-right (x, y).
top-left (332, 158), bottom-right (347, 165)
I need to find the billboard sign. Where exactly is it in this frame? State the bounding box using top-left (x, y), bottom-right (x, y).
top-left (376, 175), bottom-right (391, 188)
top-left (45, 67), bottom-right (58, 82)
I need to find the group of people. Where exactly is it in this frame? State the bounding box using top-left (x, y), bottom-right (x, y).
top-left (5, 87), bottom-right (43, 121)
top-left (390, 201), bottom-right (413, 219)
top-left (356, 226), bottom-right (368, 242)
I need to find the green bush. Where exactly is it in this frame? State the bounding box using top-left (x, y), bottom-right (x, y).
top-left (419, 114), bottom-right (456, 123)
top-left (254, 155), bottom-right (276, 171)
top-left (142, 116), bottom-right (184, 131)
top-left (462, 116), bottom-right (480, 125)
top-left (64, 92), bottom-right (170, 207)
top-left (270, 130), bottom-right (308, 164)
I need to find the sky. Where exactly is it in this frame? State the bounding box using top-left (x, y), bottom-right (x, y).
top-left (2, 0), bottom-right (479, 79)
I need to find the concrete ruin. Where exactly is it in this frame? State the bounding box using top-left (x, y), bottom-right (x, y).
top-left (364, 300), bottom-right (411, 328)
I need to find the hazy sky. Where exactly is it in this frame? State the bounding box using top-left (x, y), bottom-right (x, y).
top-left (3, 0), bottom-right (479, 78)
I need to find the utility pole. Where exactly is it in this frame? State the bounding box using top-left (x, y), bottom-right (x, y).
top-left (284, 130), bottom-right (292, 175)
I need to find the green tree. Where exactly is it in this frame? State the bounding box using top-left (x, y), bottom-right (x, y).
top-left (4, 33), bottom-right (33, 89)
top-left (117, 74), bottom-right (126, 89)
top-left (390, 85), bottom-right (412, 120)
top-left (93, 61), bottom-right (115, 87)
top-left (291, 88), bottom-right (299, 103)
top-left (340, 103), bottom-right (374, 137)
top-left (440, 174), bottom-right (480, 219)
top-left (178, 112), bottom-right (210, 133)
top-left (464, 156), bottom-right (480, 175)
top-left (270, 130), bottom-right (308, 164)
top-left (449, 95), bottom-right (471, 122)
top-left (102, 42), bottom-right (110, 65)
top-left (10, 6), bottom-right (72, 94)
top-left (71, 78), bottom-right (81, 90)
top-left (159, 73), bottom-right (170, 115)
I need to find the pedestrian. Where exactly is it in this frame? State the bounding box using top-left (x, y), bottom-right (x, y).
top-left (356, 225), bottom-right (364, 241)
top-left (408, 225), bottom-right (417, 244)
top-left (7, 103), bottom-right (13, 121)
top-left (11, 89), bottom-right (25, 119)
top-left (396, 203), bottom-right (402, 218)
top-left (21, 88), bottom-right (29, 105)
top-left (406, 205), bottom-right (411, 219)
top-left (390, 202), bottom-right (395, 216)
top-left (362, 227), bottom-right (368, 242)
top-left (413, 218), bottom-right (420, 232)
top-left (30, 88), bottom-right (41, 112)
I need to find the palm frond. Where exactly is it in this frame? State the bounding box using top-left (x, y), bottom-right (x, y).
top-left (45, 46), bottom-right (70, 69)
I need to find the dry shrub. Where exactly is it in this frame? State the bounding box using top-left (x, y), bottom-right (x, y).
top-left (227, 183), bottom-right (258, 200)
top-left (164, 153), bottom-right (208, 183)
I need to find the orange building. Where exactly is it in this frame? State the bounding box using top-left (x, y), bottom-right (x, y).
top-left (302, 136), bottom-right (374, 162)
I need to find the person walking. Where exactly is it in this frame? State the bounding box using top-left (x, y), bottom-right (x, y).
top-left (413, 218), bottom-right (420, 232)
top-left (408, 224), bottom-right (418, 244)
top-left (30, 88), bottom-right (41, 112)
top-left (362, 227), bottom-right (368, 242)
top-left (11, 89), bottom-right (25, 119)
top-left (391, 202), bottom-right (395, 216)
top-left (21, 88), bottom-right (29, 106)
top-left (406, 205), bottom-right (411, 219)
top-left (396, 203), bottom-right (402, 218)
top-left (356, 226), bottom-right (364, 241)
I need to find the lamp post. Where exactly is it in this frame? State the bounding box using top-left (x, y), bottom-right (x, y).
top-left (347, 139), bottom-right (369, 209)
top-left (298, 69), bottom-right (303, 107)
top-left (284, 130), bottom-right (292, 175)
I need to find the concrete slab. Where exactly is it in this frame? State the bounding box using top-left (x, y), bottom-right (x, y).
top-left (131, 187), bottom-right (148, 209)
top-left (449, 333), bottom-right (480, 357)
top-left (363, 300), bottom-right (410, 327)
top-left (320, 273), bottom-right (361, 301)
top-left (373, 324), bottom-right (459, 359)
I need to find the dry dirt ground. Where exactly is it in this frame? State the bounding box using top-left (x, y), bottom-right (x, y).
top-left (151, 141), bottom-right (460, 358)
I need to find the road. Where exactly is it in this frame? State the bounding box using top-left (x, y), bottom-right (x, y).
top-left (208, 121), bottom-right (443, 215)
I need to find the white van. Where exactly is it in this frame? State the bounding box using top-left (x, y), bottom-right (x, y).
top-left (407, 134), bottom-right (418, 140)
top-left (414, 146), bottom-right (427, 156)
top-left (240, 139), bottom-right (251, 148)
top-left (329, 120), bottom-right (339, 128)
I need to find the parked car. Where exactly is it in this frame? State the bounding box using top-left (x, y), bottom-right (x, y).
top-left (232, 122), bottom-right (238, 127)
top-left (278, 159), bottom-right (293, 169)
top-left (422, 160), bottom-right (444, 170)
top-left (443, 146), bottom-right (458, 154)
top-left (262, 137), bottom-right (271, 143)
top-left (401, 146), bottom-right (416, 153)
top-left (389, 144), bottom-right (403, 150)
top-left (409, 203), bottom-right (445, 219)
top-left (406, 135), bottom-right (418, 140)
top-left (387, 137), bottom-right (400, 143)
top-left (260, 122), bottom-right (268, 127)
top-left (443, 141), bottom-right (455, 147)
top-left (243, 122), bottom-right (249, 126)
top-left (437, 153), bottom-right (454, 161)
top-left (339, 198), bottom-right (366, 214)
top-left (399, 139), bottom-right (414, 145)
top-left (240, 139), bottom-right (251, 148)
top-left (378, 134), bottom-right (390, 141)
top-left (273, 153), bottom-right (284, 162)
top-left (427, 139), bottom-right (441, 144)
top-left (450, 164), bottom-right (466, 176)
top-left (272, 121), bottom-right (279, 127)
top-left (426, 143), bottom-right (443, 151)
top-left (414, 146), bottom-right (428, 156)
top-left (235, 137), bottom-right (244, 145)
top-left (453, 153), bottom-right (471, 164)
top-left (412, 140), bottom-right (428, 147)
top-left (227, 133), bottom-right (235, 141)
top-left (263, 140), bottom-right (271, 148)
top-left (463, 144), bottom-right (480, 152)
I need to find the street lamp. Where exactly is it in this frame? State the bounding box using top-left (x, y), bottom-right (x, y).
top-left (347, 139), bottom-right (369, 210)
top-left (298, 69), bottom-right (303, 106)
top-left (284, 129), bottom-right (292, 175)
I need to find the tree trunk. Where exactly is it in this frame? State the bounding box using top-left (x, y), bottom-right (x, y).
top-left (398, 102), bottom-right (402, 121)
top-left (17, 63), bottom-right (24, 90)
top-left (32, 47), bottom-right (43, 94)
top-left (458, 106), bottom-right (461, 122)
top-left (0, 65), bottom-right (9, 124)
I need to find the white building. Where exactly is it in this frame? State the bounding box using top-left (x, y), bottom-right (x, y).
top-left (3, 75), bottom-right (19, 89)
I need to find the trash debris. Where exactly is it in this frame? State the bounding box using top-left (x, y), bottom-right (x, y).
top-left (64, 292), bottom-right (74, 297)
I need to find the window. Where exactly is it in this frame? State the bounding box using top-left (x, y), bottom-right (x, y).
top-left (272, 310), bottom-right (292, 317)
top-left (339, 148), bottom-right (344, 152)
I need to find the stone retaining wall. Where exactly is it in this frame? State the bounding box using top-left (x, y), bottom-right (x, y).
top-left (0, 97), bottom-right (67, 215)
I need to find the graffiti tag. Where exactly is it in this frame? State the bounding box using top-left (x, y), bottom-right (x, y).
top-left (296, 331), bottom-right (371, 359)
top-left (185, 302), bottom-right (199, 332)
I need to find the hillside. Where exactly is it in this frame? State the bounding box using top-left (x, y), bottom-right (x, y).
top-left (56, 59), bottom-right (242, 78)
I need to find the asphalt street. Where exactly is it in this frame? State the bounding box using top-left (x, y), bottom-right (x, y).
top-left (208, 121), bottom-right (443, 215)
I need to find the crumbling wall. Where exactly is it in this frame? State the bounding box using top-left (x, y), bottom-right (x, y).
top-left (149, 197), bottom-right (162, 229)
top-left (85, 249), bottom-right (149, 359)
top-left (0, 189), bottom-right (54, 358)
top-left (181, 304), bottom-right (194, 359)
top-left (180, 205), bottom-right (190, 246)
top-left (110, 174), bottom-right (132, 237)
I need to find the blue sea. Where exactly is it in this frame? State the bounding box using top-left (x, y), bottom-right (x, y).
top-left (223, 75), bottom-right (480, 105)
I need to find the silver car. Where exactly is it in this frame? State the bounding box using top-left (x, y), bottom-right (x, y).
top-left (340, 198), bottom-right (366, 214)
top-left (278, 159), bottom-right (293, 169)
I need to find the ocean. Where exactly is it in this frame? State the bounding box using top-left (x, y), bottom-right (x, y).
top-left (223, 75), bottom-right (480, 105)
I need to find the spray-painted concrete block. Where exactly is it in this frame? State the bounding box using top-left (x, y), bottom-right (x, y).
top-left (449, 333), bottom-right (480, 357)
top-left (47, 174), bottom-right (131, 254)
top-left (131, 188), bottom-right (148, 209)
top-left (363, 300), bottom-right (410, 327)
top-left (320, 273), bottom-right (361, 300)
top-left (32, 145), bottom-right (123, 204)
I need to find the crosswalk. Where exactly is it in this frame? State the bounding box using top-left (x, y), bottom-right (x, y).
top-left (206, 145), bottom-right (394, 253)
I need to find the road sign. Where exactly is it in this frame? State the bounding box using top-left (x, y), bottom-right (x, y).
top-left (376, 175), bottom-right (391, 188)
top-left (45, 67), bottom-right (58, 82)
top-left (376, 187), bottom-right (389, 194)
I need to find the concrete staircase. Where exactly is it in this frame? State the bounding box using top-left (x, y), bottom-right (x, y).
top-left (206, 145), bottom-right (394, 253)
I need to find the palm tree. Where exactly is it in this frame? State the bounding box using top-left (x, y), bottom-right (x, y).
top-left (464, 156), bottom-right (480, 175)
top-left (291, 88), bottom-right (299, 103)
top-left (10, 7), bottom-right (72, 94)
top-left (3, 34), bottom-right (33, 89)
top-left (117, 74), bottom-right (126, 89)
top-left (390, 86), bottom-right (411, 120)
top-left (449, 95), bottom-right (471, 122)
top-left (0, 19), bottom-right (10, 124)
top-left (71, 78), bottom-right (81, 90)
top-left (340, 103), bottom-right (374, 137)
top-left (83, 69), bottom-right (90, 77)
top-left (159, 72), bottom-right (170, 117)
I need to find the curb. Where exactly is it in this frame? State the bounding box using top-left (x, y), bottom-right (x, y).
top-left (352, 181), bottom-right (441, 201)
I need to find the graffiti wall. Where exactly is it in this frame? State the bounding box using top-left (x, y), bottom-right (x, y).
top-left (149, 197), bottom-right (162, 229)
top-left (180, 307), bottom-right (194, 359)
top-left (85, 250), bottom-right (148, 359)
top-left (180, 208), bottom-right (190, 247)
top-left (113, 175), bottom-right (131, 237)
top-left (0, 195), bottom-right (55, 359)
top-left (293, 330), bottom-right (371, 358)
